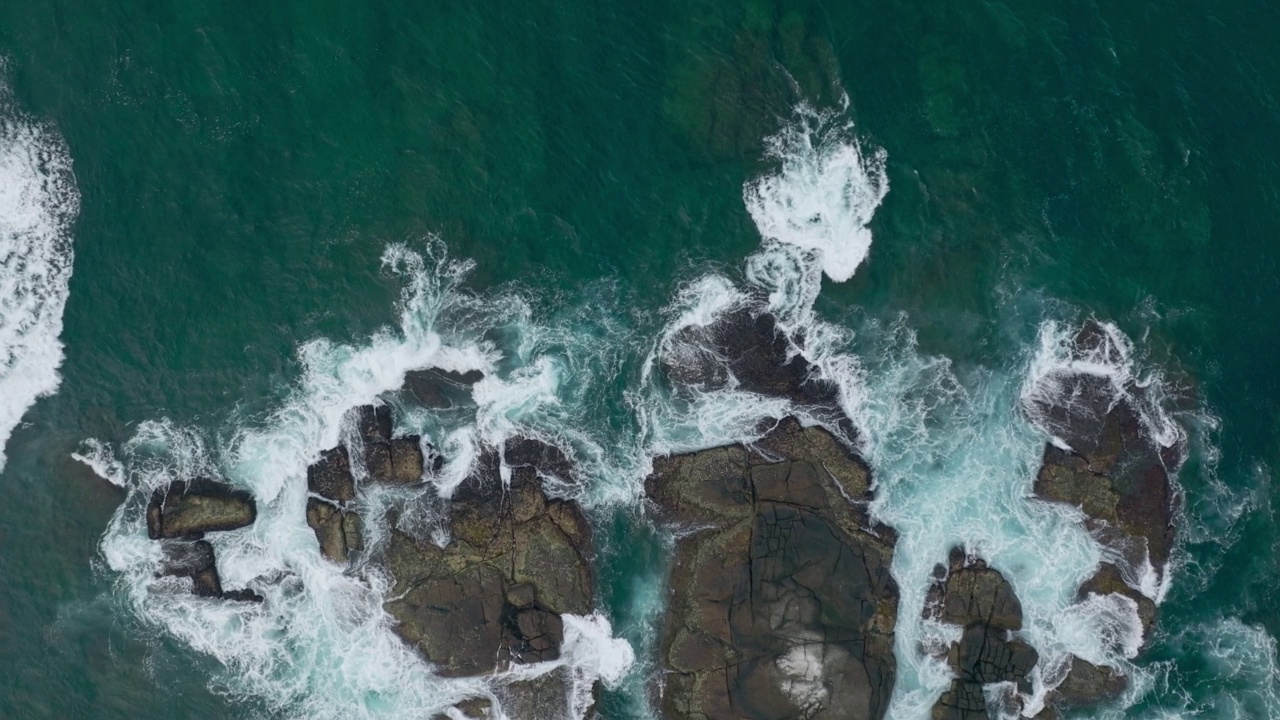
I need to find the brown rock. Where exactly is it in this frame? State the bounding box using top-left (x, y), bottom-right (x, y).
top-left (648, 417), bottom-right (898, 720)
top-left (147, 479), bottom-right (257, 539)
top-left (306, 498), bottom-right (362, 564)
top-left (307, 446), bottom-right (355, 503)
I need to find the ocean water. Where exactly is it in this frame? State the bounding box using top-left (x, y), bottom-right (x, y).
top-left (0, 1), bottom-right (1278, 719)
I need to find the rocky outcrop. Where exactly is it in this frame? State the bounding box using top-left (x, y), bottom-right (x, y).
top-left (660, 305), bottom-right (852, 435)
top-left (158, 540), bottom-right (262, 602)
top-left (355, 404), bottom-right (438, 484)
top-left (404, 368), bottom-right (484, 409)
top-left (306, 498), bottom-right (363, 564)
top-left (381, 445), bottom-right (593, 678)
top-left (646, 416), bottom-right (898, 720)
top-left (146, 479), bottom-right (257, 539)
top-left (925, 549), bottom-right (1037, 720)
top-left (308, 446), bottom-right (355, 503)
top-left (1024, 321), bottom-right (1181, 716)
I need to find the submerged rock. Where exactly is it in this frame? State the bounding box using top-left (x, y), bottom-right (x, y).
top-left (305, 498), bottom-right (363, 564)
top-left (403, 367), bottom-right (484, 409)
top-left (646, 416), bottom-right (898, 720)
top-left (504, 436), bottom-right (576, 485)
top-left (925, 549), bottom-right (1037, 720)
top-left (380, 450), bottom-right (593, 681)
top-left (353, 404), bottom-right (431, 485)
top-left (158, 540), bottom-right (262, 602)
top-left (146, 479), bottom-right (257, 540)
top-left (660, 306), bottom-right (852, 433)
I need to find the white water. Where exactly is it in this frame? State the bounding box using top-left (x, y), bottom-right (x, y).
top-left (0, 73), bottom-right (78, 471)
top-left (82, 99), bottom-right (1276, 720)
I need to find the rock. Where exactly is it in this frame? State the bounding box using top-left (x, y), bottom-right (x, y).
top-left (380, 454), bottom-right (594, 680)
top-left (647, 416), bottom-right (898, 720)
top-left (367, 436), bottom-right (426, 484)
top-left (1027, 321), bottom-right (1179, 572)
top-left (925, 549), bottom-right (1036, 720)
top-left (659, 307), bottom-right (852, 434)
top-left (146, 479), bottom-right (257, 539)
top-left (1024, 321), bottom-right (1181, 714)
top-left (430, 696), bottom-right (493, 720)
top-left (493, 667), bottom-right (577, 720)
top-left (307, 446), bottom-right (355, 503)
top-left (1049, 656), bottom-right (1128, 710)
top-left (1077, 563), bottom-right (1157, 647)
top-left (504, 436), bottom-right (575, 484)
top-left (158, 540), bottom-right (262, 602)
top-left (403, 368), bottom-right (484, 408)
top-left (305, 498), bottom-right (363, 564)
top-left (925, 549), bottom-right (1023, 631)
top-left (356, 404), bottom-right (393, 444)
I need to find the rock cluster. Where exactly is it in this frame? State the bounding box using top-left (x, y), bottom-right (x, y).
top-left (146, 478), bottom-right (260, 601)
top-left (925, 549), bottom-right (1037, 720)
top-left (1023, 321), bottom-right (1181, 716)
top-left (661, 303), bottom-right (852, 434)
top-left (381, 440), bottom-right (593, 676)
top-left (646, 416), bottom-right (899, 720)
top-left (304, 403), bottom-right (438, 564)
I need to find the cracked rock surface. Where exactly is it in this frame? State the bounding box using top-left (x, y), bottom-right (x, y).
top-left (646, 416), bottom-right (898, 720)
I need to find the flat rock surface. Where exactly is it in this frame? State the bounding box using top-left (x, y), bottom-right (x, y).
top-left (146, 479), bottom-right (257, 539)
top-left (646, 416), bottom-right (898, 720)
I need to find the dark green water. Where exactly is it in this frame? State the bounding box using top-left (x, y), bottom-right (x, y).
top-left (0, 0), bottom-right (1278, 718)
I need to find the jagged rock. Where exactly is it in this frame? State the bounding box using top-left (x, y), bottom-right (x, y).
top-left (305, 498), bottom-right (363, 564)
top-left (367, 436), bottom-right (427, 485)
top-left (307, 446), bottom-right (355, 503)
top-left (356, 404), bottom-right (393, 444)
top-left (926, 549), bottom-right (1036, 720)
top-left (146, 479), bottom-right (256, 539)
top-left (430, 696), bottom-right (493, 720)
top-left (1033, 657), bottom-right (1127, 719)
top-left (381, 455), bottom-right (593, 681)
top-left (352, 402), bottom-right (430, 485)
top-left (493, 667), bottom-right (578, 720)
top-left (1025, 321), bottom-right (1180, 714)
top-left (1078, 563), bottom-right (1158, 646)
top-left (504, 436), bottom-right (576, 484)
top-left (925, 549), bottom-right (1023, 631)
top-left (659, 306), bottom-right (852, 434)
top-left (646, 416), bottom-right (898, 720)
top-left (1027, 321), bottom-right (1178, 572)
top-left (158, 540), bottom-right (262, 602)
top-left (404, 368), bottom-right (484, 409)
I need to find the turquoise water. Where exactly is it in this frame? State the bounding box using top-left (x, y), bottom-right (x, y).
top-left (0, 0), bottom-right (1278, 718)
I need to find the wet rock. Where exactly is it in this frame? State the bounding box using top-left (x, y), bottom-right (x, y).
top-left (158, 540), bottom-right (261, 602)
top-left (305, 498), bottom-right (363, 564)
top-left (1053, 657), bottom-right (1128, 708)
top-left (403, 367), bottom-right (484, 409)
top-left (430, 696), bottom-right (493, 720)
top-left (925, 549), bottom-right (1023, 632)
top-left (925, 549), bottom-right (1037, 720)
top-left (1025, 321), bottom-right (1180, 713)
top-left (646, 416), bottom-right (898, 720)
top-left (307, 446), bottom-right (355, 503)
top-left (504, 436), bottom-right (575, 485)
top-left (659, 307), bottom-right (852, 434)
top-left (367, 436), bottom-right (426, 485)
top-left (146, 479), bottom-right (257, 539)
top-left (380, 456), bottom-right (593, 681)
top-left (1027, 321), bottom-right (1179, 572)
top-left (493, 667), bottom-right (577, 720)
top-left (356, 404), bottom-right (393, 444)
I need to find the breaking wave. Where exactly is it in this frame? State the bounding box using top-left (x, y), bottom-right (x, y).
top-left (0, 72), bottom-right (78, 471)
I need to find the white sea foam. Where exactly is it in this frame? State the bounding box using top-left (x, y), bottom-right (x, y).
top-left (0, 75), bottom-right (78, 470)
top-left (744, 102), bottom-right (888, 283)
